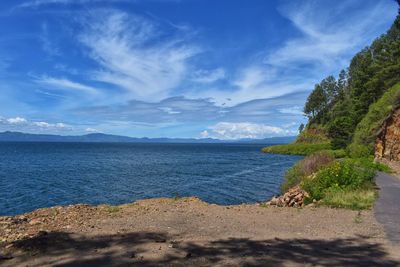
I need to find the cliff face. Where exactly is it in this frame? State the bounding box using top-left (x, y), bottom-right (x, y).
top-left (375, 108), bottom-right (400, 161)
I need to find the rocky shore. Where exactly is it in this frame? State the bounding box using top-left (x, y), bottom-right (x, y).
top-left (1, 197), bottom-right (399, 266)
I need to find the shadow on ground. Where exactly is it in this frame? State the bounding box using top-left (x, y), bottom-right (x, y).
top-left (1, 231), bottom-right (398, 266)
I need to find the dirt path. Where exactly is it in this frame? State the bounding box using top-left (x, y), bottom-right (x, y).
top-left (1, 198), bottom-right (399, 266)
top-left (375, 172), bottom-right (400, 245)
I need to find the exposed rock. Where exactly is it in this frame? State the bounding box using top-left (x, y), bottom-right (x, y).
top-left (265, 186), bottom-right (310, 207)
top-left (376, 108), bottom-right (400, 162)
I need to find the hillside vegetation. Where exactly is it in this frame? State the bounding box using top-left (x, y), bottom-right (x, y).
top-left (264, 14), bottom-right (400, 209)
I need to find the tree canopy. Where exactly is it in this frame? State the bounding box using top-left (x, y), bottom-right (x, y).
top-left (302, 15), bottom-right (400, 149)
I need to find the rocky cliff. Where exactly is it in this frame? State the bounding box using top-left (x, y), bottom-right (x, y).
top-left (375, 108), bottom-right (400, 161)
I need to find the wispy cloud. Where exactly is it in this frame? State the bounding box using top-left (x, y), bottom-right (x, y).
top-left (197, 0), bottom-right (397, 107)
top-left (15, 0), bottom-right (130, 9)
top-left (191, 68), bottom-right (226, 84)
top-left (35, 76), bottom-right (99, 94)
top-left (79, 10), bottom-right (199, 101)
top-left (40, 22), bottom-right (60, 56)
top-left (266, 0), bottom-right (397, 68)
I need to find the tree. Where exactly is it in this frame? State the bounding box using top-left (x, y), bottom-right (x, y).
top-left (320, 76), bottom-right (338, 104)
top-left (304, 84), bottom-right (327, 121)
top-left (298, 123), bottom-right (305, 134)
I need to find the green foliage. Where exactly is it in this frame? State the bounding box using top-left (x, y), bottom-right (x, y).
top-left (304, 84), bottom-right (328, 121)
top-left (351, 83), bottom-right (400, 151)
top-left (347, 144), bottom-right (373, 158)
top-left (262, 143), bottom-right (331, 156)
top-left (301, 16), bottom-right (400, 148)
top-left (282, 151), bottom-right (335, 192)
top-left (322, 188), bottom-right (376, 210)
top-left (295, 127), bottom-right (330, 144)
top-left (298, 123), bottom-right (305, 134)
top-left (301, 158), bottom-right (378, 202)
top-left (318, 149), bottom-right (347, 158)
top-left (328, 116), bottom-right (355, 149)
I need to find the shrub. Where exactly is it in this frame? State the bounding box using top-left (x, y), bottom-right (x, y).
top-left (301, 158), bottom-right (376, 201)
top-left (347, 144), bottom-right (373, 158)
top-left (318, 149), bottom-right (347, 158)
top-left (282, 152), bottom-right (335, 192)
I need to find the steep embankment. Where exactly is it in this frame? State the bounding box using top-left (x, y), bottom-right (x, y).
top-left (376, 108), bottom-right (400, 162)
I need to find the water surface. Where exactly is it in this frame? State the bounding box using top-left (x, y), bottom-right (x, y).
top-left (0, 142), bottom-right (301, 216)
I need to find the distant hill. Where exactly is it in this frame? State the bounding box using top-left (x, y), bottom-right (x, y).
top-left (0, 131), bottom-right (296, 144)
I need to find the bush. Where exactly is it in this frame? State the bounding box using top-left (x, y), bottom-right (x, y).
top-left (282, 152), bottom-right (335, 192)
top-left (263, 143), bottom-right (331, 156)
top-left (319, 149), bottom-right (347, 158)
top-left (301, 158), bottom-right (376, 201)
top-left (347, 144), bottom-right (373, 158)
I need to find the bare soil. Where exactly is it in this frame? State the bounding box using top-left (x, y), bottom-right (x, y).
top-left (1, 197), bottom-right (399, 266)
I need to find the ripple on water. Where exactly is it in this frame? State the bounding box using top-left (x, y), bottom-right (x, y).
top-left (0, 142), bottom-right (302, 215)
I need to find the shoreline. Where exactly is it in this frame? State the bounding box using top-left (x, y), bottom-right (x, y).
top-left (1, 196), bottom-right (399, 266)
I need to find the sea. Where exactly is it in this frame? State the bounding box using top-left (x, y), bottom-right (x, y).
top-left (0, 142), bottom-right (302, 216)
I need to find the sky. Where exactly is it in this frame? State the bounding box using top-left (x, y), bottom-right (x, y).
top-left (0, 0), bottom-right (397, 139)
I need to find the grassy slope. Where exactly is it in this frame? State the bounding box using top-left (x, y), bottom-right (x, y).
top-left (262, 143), bottom-right (331, 156)
top-left (350, 83), bottom-right (400, 155)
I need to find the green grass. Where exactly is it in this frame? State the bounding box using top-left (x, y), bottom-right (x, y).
top-left (322, 189), bottom-right (376, 210)
top-left (262, 142), bottom-right (331, 156)
top-left (106, 205), bottom-right (121, 213)
top-left (351, 83), bottom-right (400, 155)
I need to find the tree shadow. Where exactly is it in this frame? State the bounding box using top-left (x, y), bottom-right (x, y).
top-left (2, 231), bottom-right (398, 266)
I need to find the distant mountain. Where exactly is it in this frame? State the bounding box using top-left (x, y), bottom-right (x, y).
top-left (0, 131), bottom-right (296, 144)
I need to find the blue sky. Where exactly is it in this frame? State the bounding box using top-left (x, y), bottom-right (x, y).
top-left (0, 0), bottom-right (397, 139)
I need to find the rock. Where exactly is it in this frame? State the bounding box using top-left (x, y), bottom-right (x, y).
top-left (265, 186), bottom-right (309, 208)
top-left (29, 218), bottom-right (42, 225)
top-left (375, 108), bottom-right (400, 161)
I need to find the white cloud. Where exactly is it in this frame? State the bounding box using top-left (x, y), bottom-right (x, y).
top-left (33, 121), bottom-right (71, 129)
top-left (35, 76), bottom-right (98, 94)
top-left (79, 10), bottom-right (199, 101)
top-left (158, 107), bottom-right (181, 115)
top-left (0, 115), bottom-right (73, 131)
top-left (200, 130), bottom-right (209, 138)
top-left (266, 0), bottom-right (397, 68)
top-left (85, 127), bottom-right (99, 133)
top-left (6, 117), bottom-right (27, 124)
top-left (278, 106), bottom-right (304, 115)
top-left (192, 68), bottom-right (225, 84)
top-left (193, 0), bottom-right (396, 107)
top-left (205, 122), bottom-right (286, 140)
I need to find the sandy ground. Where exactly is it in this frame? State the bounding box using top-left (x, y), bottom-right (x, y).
top-left (1, 197), bottom-right (399, 266)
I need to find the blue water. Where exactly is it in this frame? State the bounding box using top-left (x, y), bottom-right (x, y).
top-left (0, 142), bottom-right (301, 216)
